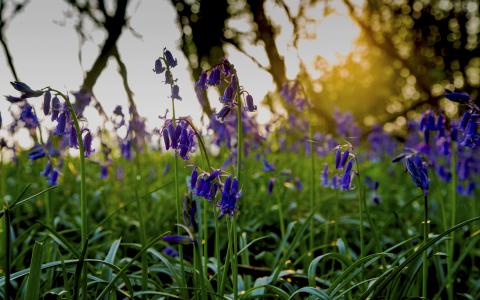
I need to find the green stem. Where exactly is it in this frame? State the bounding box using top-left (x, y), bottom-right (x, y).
top-left (447, 143), bottom-right (457, 300)
top-left (275, 192), bottom-right (286, 240)
top-left (423, 194), bottom-right (429, 299)
top-left (308, 113), bottom-right (316, 254)
top-left (171, 97), bottom-right (187, 297)
top-left (57, 90), bottom-right (88, 299)
top-left (3, 207), bottom-right (11, 300)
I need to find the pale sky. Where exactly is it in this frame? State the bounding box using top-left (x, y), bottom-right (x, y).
top-left (0, 0), bottom-right (360, 147)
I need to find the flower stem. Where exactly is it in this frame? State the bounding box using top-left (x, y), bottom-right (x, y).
top-left (308, 111), bottom-right (316, 256)
top-left (3, 206), bottom-right (11, 300)
top-left (58, 90), bottom-right (88, 299)
top-left (447, 143), bottom-right (457, 300)
top-left (423, 193), bottom-right (429, 299)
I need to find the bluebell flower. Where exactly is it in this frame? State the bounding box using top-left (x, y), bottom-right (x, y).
top-left (220, 82), bottom-right (236, 104)
top-left (216, 106), bottom-right (231, 121)
top-left (268, 178), bottom-right (275, 195)
top-left (163, 247), bottom-right (179, 257)
top-left (341, 160), bottom-right (353, 190)
top-left (69, 127), bottom-right (78, 148)
top-left (218, 176), bottom-right (241, 217)
top-left (163, 48), bottom-right (178, 68)
top-left (207, 66), bottom-right (221, 86)
top-left (331, 175), bottom-right (339, 189)
top-left (72, 91), bottom-right (91, 116)
top-left (262, 157), bottom-right (275, 172)
top-left (83, 130), bottom-right (94, 157)
top-left (196, 72), bottom-right (208, 89)
top-left (5, 95), bottom-right (24, 103)
top-left (245, 94), bottom-right (257, 112)
top-left (335, 148), bottom-right (341, 169)
top-left (459, 111), bottom-right (471, 129)
top-left (404, 154), bottom-right (429, 195)
top-left (190, 166), bottom-right (198, 190)
top-left (48, 169), bottom-right (59, 186)
top-left (100, 165), bottom-right (108, 179)
top-left (29, 144), bottom-right (46, 160)
top-left (43, 91), bottom-right (51, 115)
top-left (20, 104), bottom-right (39, 129)
top-left (41, 160), bottom-right (53, 177)
top-left (153, 58), bottom-right (165, 74)
top-left (171, 84), bottom-right (182, 100)
top-left (321, 163), bottom-right (329, 187)
top-left (339, 150), bottom-right (350, 169)
top-left (10, 81), bottom-right (43, 98)
top-left (444, 89), bottom-right (470, 104)
top-left (121, 140), bottom-right (132, 160)
top-left (51, 96), bottom-right (61, 121)
top-left (54, 112), bottom-right (67, 135)
top-left (295, 178), bottom-right (302, 191)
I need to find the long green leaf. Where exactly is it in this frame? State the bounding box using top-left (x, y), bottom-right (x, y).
top-left (359, 215), bottom-right (480, 300)
top-left (25, 241), bottom-right (44, 300)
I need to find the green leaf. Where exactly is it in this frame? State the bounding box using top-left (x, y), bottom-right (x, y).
top-left (25, 241), bottom-right (44, 300)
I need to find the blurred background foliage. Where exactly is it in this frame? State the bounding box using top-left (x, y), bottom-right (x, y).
top-left (1, 0), bottom-right (479, 135)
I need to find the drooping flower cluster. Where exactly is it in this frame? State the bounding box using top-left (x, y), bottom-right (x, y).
top-left (5, 82), bottom-right (94, 186)
top-left (190, 167), bottom-right (220, 201)
top-left (393, 151), bottom-right (429, 196)
top-left (321, 146), bottom-right (355, 191)
top-left (196, 58), bottom-right (257, 121)
top-left (218, 175), bottom-right (241, 218)
top-left (161, 119), bottom-right (196, 160)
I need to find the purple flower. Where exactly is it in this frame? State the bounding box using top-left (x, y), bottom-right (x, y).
top-left (20, 104), bottom-right (39, 129)
top-left (51, 96), bottom-right (61, 121)
top-left (48, 169), bottom-right (59, 186)
top-left (268, 178), bottom-right (275, 194)
top-left (218, 176), bottom-right (241, 217)
top-left (54, 112), bottom-right (67, 135)
top-left (404, 154), bottom-right (429, 195)
top-left (335, 148), bottom-right (341, 169)
top-left (262, 157), bottom-right (275, 172)
top-left (5, 95), bottom-right (24, 103)
top-left (83, 131), bottom-right (94, 157)
top-left (164, 48), bottom-right (178, 68)
top-left (69, 127), bottom-right (78, 148)
top-left (153, 58), bottom-right (166, 74)
top-left (207, 66), bottom-right (221, 86)
top-left (196, 72), bottom-right (208, 89)
top-left (216, 106), bottom-right (231, 121)
top-left (220, 78), bottom-right (236, 103)
top-left (121, 140), bottom-right (132, 160)
top-left (100, 165), bottom-right (108, 179)
top-left (341, 160), bottom-right (353, 190)
top-left (295, 178), bottom-right (302, 191)
top-left (190, 167), bottom-right (198, 190)
top-left (321, 163), bottom-right (329, 187)
top-left (29, 144), bottom-right (46, 160)
top-left (163, 247), bottom-right (179, 257)
top-left (41, 160), bottom-right (53, 177)
top-left (444, 89), bottom-right (470, 104)
top-left (171, 84), bottom-right (182, 100)
top-left (339, 150), bottom-right (350, 169)
top-left (43, 91), bottom-right (51, 115)
top-left (245, 94), bottom-right (257, 112)
top-left (10, 81), bottom-right (43, 98)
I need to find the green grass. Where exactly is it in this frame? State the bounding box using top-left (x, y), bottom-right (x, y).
top-left (0, 146), bottom-right (479, 299)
